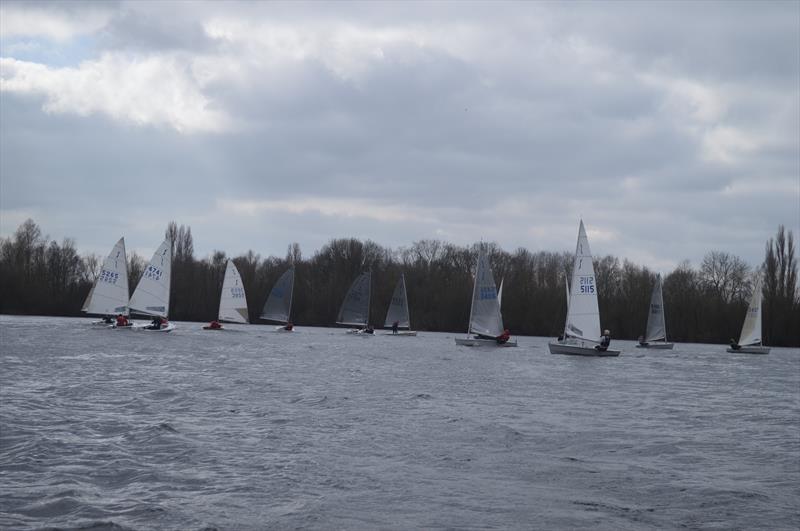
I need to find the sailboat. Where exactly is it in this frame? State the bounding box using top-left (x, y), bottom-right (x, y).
top-left (128, 239), bottom-right (175, 332)
top-left (727, 277), bottom-right (769, 354)
top-left (549, 221), bottom-right (620, 356)
top-left (454, 250), bottom-right (517, 347)
top-left (383, 273), bottom-right (417, 336)
top-left (260, 266), bottom-right (295, 332)
top-left (82, 237), bottom-right (130, 324)
top-left (203, 259), bottom-right (249, 330)
top-left (337, 271), bottom-right (372, 334)
top-left (636, 274), bottom-right (674, 349)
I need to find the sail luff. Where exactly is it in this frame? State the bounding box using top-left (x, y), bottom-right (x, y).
top-left (401, 273), bottom-right (410, 328)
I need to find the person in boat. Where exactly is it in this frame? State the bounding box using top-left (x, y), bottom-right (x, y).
top-left (208, 320), bottom-right (222, 329)
top-left (283, 322), bottom-right (293, 331)
top-left (392, 321), bottom-right (399, 335)
top-left (596, 330), bottom-right (611, 351)
top-left (638, 335), bottom-right (648, 347)
top-left (496, 329), bottom-right (511, 344)
top-left (115, 314), bottom-right (129, 327)
top-left (102, 315), bottom-right (114, 324)
top-left (729, 338), bottom-right (741, 350)
top-left (147, 316), bottom-right (162, 330)
top-left (363, 324), bottom-right (374, 335)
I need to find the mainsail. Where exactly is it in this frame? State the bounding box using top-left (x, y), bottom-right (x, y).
top-left (337, 272), bottom-right (371, 327)
top-left (468, 251), bottom-right (504, 337)
top-left (564, 220), bottom-right (601, 342)
top-left (129, 239), bottom-right (172, 318)
top-left (82, 237), bottom-right (130, 316)
top-left (737, 277), bottom-right (763, 346)
top-left (260, 267), bottom-right (295, 323)
top-left (384, 274), bottom-right (410, 329)
top-left (644, 274), bottom-right (667, 342)
top-left (218, 259), bottom-right (249, 323)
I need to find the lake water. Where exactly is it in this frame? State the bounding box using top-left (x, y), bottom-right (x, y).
top-left (1, 315), bottom-right (798, 530)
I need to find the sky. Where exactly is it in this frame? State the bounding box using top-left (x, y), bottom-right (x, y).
top-left (1, 0), bottom-right (798, 272)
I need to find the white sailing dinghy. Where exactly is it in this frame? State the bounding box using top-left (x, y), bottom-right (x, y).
top-left (203, 259), bottom-right (249, 330)
top-left (454, 250), bottom-right (517, 347)
top-left (337, 271), bottom-right (373, 334)
top-left (128, 239), bottom-right (176, 332)
top-left (383, 273), bottom-right (417, 336)
top-left (82, 237), bottom-right (130, 325)
top-left (727, 277), bottom-right (769, 354)
top-left (260, 267), bottom-right (295, 332)
top-left (636, 274), bottom-right (673, 349)
top-left (549, 221), bottom-right (619, 356)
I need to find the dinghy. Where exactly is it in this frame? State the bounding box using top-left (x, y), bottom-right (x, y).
top-left (203, 259), bottom-right (249, 330)
top-left (337, 272), bottom-right (373, 334)
top-left (727, 277), bottom-right (769, 354)
top-left (549, 221), bottom-right (619, 356)
top-left (82, 237), bottom-right (130, 325)
top-left (260, 267), bottom-right (295, 332)
top-left (128, 239), bottom-right (176, 332)
top-left (383, 273), bottom-right (417, 336)
top-left (636, 274), bottom-right (674, 349)
top-left (454, 250), bottom-right (517, 347)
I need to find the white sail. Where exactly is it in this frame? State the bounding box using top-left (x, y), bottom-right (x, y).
top-left (82, 237), bottom-right (130, 316)
top-left (129, 239), bottom-right (172, 318)
top-left (738, 277), bottom-right (763, 346)
top-left (384, 274), bottom-right (411, 328)
top-left (337, 272), bottom-right (371, 326)
top-left (644, 274), bottom-right (667, 342)
top-left (260, 267), bottom-right (295, 323)
top-left (218, 259), bottom-right (249, 324)
top-left (497, 278), bottom-right (504, 309)
top-left (564, 220), bottom-right (601, 342)
top-left (468, 251), bottom-right (504, 337)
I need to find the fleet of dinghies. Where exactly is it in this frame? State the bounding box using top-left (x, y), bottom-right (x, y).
top-left (83, 224), bottom-right (773, 354)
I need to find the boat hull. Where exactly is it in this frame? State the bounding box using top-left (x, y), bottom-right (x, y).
top-left (383, 331), bottom-right (418, 336)
top-left (454, 338), bottom-right (518, 347)
top-left (136, 323), bottom-right (176, 333)
top-left (635, 342), bottom-right (674, 349)
top-left (726, 346), bottom-right (770, 354)
top-left (549, 340), bottom-right (620, 357)
top-left (202, 326), bottom-right (225, 331)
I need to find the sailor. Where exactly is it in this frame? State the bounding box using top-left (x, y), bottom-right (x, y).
top-left (638, 335), bottom-right (648, 347)
top-left (208, 320), bottom-right (222, 329)
top-left (363, 324), bottom-right (375, 335)
top-left (729, 338), bottom-right (741, 350)
top-left (496, 329), bottom-right (511, 344)
top-left (149, 316), bottom-right (162, 330)
top-left (115, 314), bottom-right (127, 327)
top-left (103, 315), bottom-right (114, 324)
top-left (283, 322), bottom-right (293, 331)
top-left (596, 330), bottom-right (611, 351)
top-left (392, 321), bottom-right (399, 334)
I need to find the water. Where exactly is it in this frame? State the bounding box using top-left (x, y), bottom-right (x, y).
top-left (1, 315), bottom-right (798, 530)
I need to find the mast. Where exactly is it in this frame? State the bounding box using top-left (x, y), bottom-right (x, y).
top-left (366, 270), bottom-right (371, 327)
top-left (287, 266), bottom-right (294, 324)
top-left (466, 252), bottom-right (480, 338)
top-left (401, 273), bottom-right (410, 329)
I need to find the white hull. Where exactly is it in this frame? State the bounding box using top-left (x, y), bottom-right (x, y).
top-left (202, 325), bottom-right (225, 331)
top-left (549, 340), bottom-right (620, 357)
top-left (274, 326), bottom-right (295, 333)
top-left (346, 328), bottom-right (374, 336)
top-left (636, 342), bottom-right (674, 350)
top-left (727, 346), bottom-right (770, 354)
top-left (136, 322), bottom-right (176, 333)
top-left (383, 331), bottom-right (418, 336)
top-left (454, 337), bottom-right (518, 347)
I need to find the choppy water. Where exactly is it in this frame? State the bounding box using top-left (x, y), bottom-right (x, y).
top-left (1, 315), bottom-right (798, 530)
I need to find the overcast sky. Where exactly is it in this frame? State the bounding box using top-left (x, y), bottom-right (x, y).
top-left (1, 0), bottom-right (798, 271)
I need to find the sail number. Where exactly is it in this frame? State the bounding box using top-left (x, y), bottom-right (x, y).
top-left (144, 265), bottom-right (163, 281)
top-left (650, 303), bottom-right (662, 314)
top-left (99, 269), bottom-right (119, 284)
top-left (479, 287), bottom-right (497, 300)
top-left (230, 287), bottom-right (246, 299)
top-left (579, 276), bottom-right (595, 294)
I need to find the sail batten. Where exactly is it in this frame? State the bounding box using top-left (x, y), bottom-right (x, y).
top-left (218, 259), bottom-right (249, 324)
top-left (82, 237), bottom-right (130, 316)
top-left (337, 272), bottom-right (371, 326)
top-left (129, 239), bottom-right (172, 318)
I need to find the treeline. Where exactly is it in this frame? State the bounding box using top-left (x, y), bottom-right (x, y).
top-left (1, 219), bottom-right (798, 346)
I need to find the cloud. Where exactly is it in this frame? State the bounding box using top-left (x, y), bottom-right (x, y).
top-left (0, 54), bottom-right (229, 133)
top-left (0, 1), bottom-right (114, 42)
